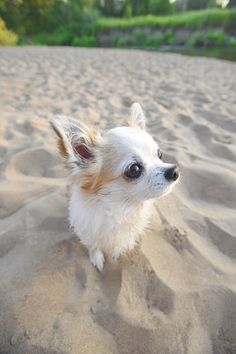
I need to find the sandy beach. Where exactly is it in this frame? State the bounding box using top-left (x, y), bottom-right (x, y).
top-left (0, 47), bottom-right (236, 354)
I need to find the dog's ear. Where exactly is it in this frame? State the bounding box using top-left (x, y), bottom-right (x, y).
top-left (127, 102), bottom-right (146, 130)
top-left (50, 116), bottom-right (101, 165)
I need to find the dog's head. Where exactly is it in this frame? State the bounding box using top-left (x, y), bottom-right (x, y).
top-left (51, 103), bottom-right (179, 203)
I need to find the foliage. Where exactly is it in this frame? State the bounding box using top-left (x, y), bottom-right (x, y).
top-left (163, 30), bottom-right (175, 43)
top-left (98, 0), bottom-right (125, 16)
top-left (0, 0), bottom-right (236, 63)
top-left (179, 47), bottom-right (236, 61)
top-left (25, 26), bottom-right (97, 46)
top-left (144, 36), bottom-right (162, 46)
top-left (1, 0), bottom-right (236, 38)
top-left (187, 31), bottom-right (230, 47)
top-left (133, 29), bottom-right (146, 43)
top-left (72, 35), bottom-right (97, 46)
top-left (149, 0), bottom-right (173, 15)
top-left (0, 0), bottom-right (98, 35)
top-left (0, 18), bottom-right (18, 45)
top-left (115, 36), bottom-right (126, 47)
top-left (175, 0), bottom-right (214, 11)
top-left (114, 29), bottom-right (176, 48)
top-left (95, 8), bottom-right (236, 33)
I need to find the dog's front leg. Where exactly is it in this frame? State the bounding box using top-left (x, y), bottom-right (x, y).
top-left (89, 249), bottom-right (105, 271)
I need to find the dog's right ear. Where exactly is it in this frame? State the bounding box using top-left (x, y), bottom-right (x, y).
top-left (127, 103), bottom-right (146, 130)
top-left (50, 116), bottom-right (101, 166)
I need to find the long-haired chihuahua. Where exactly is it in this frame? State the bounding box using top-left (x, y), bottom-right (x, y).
top-left (51, 103), bottom-right (179, 271)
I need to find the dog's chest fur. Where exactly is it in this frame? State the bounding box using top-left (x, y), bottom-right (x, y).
top-left (69, 185), bottom-right (153, 255)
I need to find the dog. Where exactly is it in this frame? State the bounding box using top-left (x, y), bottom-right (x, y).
top-left (51, 103), bottom-right (179, 271)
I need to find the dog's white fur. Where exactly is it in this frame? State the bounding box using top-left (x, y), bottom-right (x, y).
top-left (51, 103), bottom-right (179, 271)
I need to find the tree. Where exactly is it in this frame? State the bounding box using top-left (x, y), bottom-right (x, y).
top-left (98, 0), bottom-right (126, 16)
top-left (149, 0), bottom-right (173, 14)
top-left (175, 0), bottom-right (223, 10)
top-left (130, 0), bottom-right (150, 16)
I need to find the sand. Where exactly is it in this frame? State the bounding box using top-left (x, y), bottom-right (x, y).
top-left (0, 47), bottom-right (236, 354)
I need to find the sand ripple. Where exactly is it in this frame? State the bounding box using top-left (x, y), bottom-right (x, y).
top-left (0, 47), bottom-right (236, 354)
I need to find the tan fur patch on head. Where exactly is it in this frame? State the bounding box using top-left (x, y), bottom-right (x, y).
top-left (80, 165), bottom-right (116, 193)
top-left (76, 143), bottom-right (118, 193)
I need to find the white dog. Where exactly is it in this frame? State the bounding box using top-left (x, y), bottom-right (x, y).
top-left (51, 103), bottom-right (179, 271)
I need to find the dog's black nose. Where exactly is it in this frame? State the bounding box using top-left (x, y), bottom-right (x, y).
top-left (164, 165), bottom-right (179, 182)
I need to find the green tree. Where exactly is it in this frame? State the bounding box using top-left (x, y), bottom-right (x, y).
top-left (0, 0), bottom-right (89, 34)
top-left (98, 0), bottom-right (125, 16)
top-left (149, 0), bottom-right (173, 14)
top-left (131, 0), bottom-right (149, 15)
top-left (175, 0), bottom-right (218, 11)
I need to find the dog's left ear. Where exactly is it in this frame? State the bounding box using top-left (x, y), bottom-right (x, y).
top-left (50, 115), bottom-right (102, 167)
top-left (127, 102), bottom-right (146, 130)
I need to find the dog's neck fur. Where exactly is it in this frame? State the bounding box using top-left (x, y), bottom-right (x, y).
top-left (69, 183), bottom-right (153, 255)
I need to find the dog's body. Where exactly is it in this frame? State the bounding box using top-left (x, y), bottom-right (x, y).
top-left (51, 103), bottom-right (179, 271)
top-left (69, 184), bottom-right (153, 269)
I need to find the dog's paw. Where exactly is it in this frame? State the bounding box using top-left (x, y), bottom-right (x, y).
top-left (89, 249), bottom-right (104, 272)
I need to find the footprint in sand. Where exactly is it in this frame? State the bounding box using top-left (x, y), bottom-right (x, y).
top-left (177, 166), bottom-right (236, 211)
top-left (205, 218), bottom-right (236, 260)
top-left (163, 226), bottom-right (190, 253)
top-left (192, 122), bottom-right (236, 161)
top-left (177, 113), bottom-right (193, 127)
top-left (6, 147), bottom-right (65, 180)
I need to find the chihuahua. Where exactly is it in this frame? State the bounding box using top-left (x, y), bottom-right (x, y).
top-left (51, 103), bottom-right (179, 271)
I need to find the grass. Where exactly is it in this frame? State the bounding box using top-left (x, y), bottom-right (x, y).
top-left (114, 30), bottom-right (234, 47)
top-left (72, 35), bottom-right (97, 47)
top-left (176, 47), bottom-right (236, 62)
top-left (95, 8), bottom-right (236, 33)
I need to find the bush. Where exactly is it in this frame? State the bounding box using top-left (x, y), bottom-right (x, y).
top-left (72, 35), bottom-right (97, 47)
top-left (230, 37), bottom-right (236, 48)
top-left (30, 26), bottom-right (74, 46)
top-left (115, 36), bottom-right (125, 48)
top-left (95, 8), bottom-right (236, 33)
top-left (134, 30), bottom-right (146, 44)
top-left (162, 30), bottom-right (175, 44)
top-left (144, 36), bottom-right (162, 47)
top-left (0, 18), bottom-right (18, 45)
top-left (187, 31), bottom-right (230, 48)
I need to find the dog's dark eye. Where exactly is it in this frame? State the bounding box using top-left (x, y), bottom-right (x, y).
top-left (125, 163), bottom-right (143, 179)
top-left (157, 149), bottom-right (162, 160)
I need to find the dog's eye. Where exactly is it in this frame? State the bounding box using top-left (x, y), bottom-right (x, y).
top-left (157, 149), bottom-right (162, 160)
top-left (125, 163), bottom-right (143, 179)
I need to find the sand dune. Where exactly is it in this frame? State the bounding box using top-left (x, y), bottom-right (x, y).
top-left (0, 47), bottom-right (236, 354)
